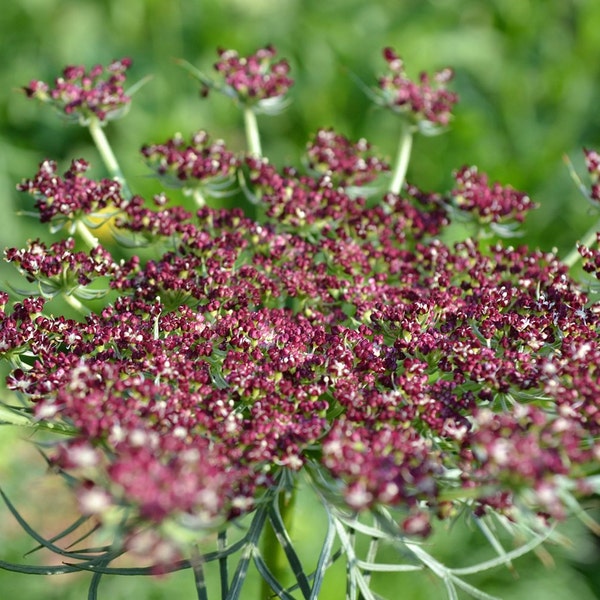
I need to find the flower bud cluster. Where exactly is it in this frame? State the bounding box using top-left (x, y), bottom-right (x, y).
top-left (23, 58), bottom-right (132, 124)
top-left (209, 45), bottom-right (293, 106)
top-left (304, 128), bottom-right (390, 188)
top-left (4, 238), bottom-right (116, 299)
top-left (452, 165), bottom-right (536, 223)
top-left (377, 47), bottom-right (458, 127)
top-left (578, 233), bottom-right (600, 279)
top-left (584, 148), bottom-right (600, 201)
top-left (17, 159), bottom-right (127, 231)
top-left (141, 130), bottom-right (239, 193)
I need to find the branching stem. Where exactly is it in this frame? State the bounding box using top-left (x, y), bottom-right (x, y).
top-left (75, 220), bottom-right (99, 250)
top-left (88, 118), bottom-right (132, 199)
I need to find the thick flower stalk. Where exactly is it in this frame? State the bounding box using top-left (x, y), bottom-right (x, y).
top-left (2, 50), bottom-right (600, 600)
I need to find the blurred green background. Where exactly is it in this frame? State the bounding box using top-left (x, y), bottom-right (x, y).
top-left (2, 0), bottom-right (600, 598)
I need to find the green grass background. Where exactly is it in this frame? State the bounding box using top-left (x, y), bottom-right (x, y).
top-left (2, 0), bottom-right (600, 598)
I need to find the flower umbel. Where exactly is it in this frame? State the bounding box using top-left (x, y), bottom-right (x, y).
top-left (23, 58), bottom-right (133, 124)
top-left (141, 130), bottom-right (239, 206)
top-left (377, 46), bottom-right (458, 130)
top-left (210, 45), bottom-right (293, 110)
top-left (17, 158), bottom-right (127, 235)
top-left (304, 127), bottom-right (390, 190)
top-left (3, 45), bottom-right (600, 600)
top-left (451, 165), bottom-right (536, 225)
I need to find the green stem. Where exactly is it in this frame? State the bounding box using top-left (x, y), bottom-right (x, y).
top-left (217, 530), bottom-right (229, 598)
top-left (260, 487), bottom-right (296, 599)
top-left (88, 118), bottom-right (132, 199)
top-left (562, 216), bottom-right (600, 267)
top-left (62, 292), bottom-right (89, 315)
top-left (389, 121), bottom-right (414, 195)
top-left (75, 220), bottom-right (99, 249)
top-left (0, 405), bottom-right (34, 427)
top-left (243, 107), bottom-right (262, 157)
top-left (190, 544), bottom-right (208, 600)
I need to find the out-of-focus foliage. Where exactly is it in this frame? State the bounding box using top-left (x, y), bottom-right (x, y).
top-left (2, 1), bottom-right (600, 598)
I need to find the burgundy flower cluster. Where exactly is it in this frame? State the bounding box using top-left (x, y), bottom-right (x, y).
top-left (5, 152), bottom-right (600, 545)
top-left (452, 165), bottom-right (536, 223)
top-left (141, 130), bottom-right (239, 193)
top-left (17, 159), bottom-right (127, 228)
top-left (23, 58), bottom-right (132, 123)
top-left (208, 45), bottom-right (293, 105)
top-left (4, 50), bottom-right (600, 579)
top-left (244, 154), bottom-right (447, 242)
top-left (304, 128), bottom-right (390, 188)
top-left (4, 238), bottom-right (116, 300)
top-left (378, 47), bottom-right (458, 126)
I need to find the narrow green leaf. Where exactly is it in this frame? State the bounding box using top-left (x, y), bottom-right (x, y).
top-left (65, 559), bottom-right (191, 577)
top-left (0, 488), bottom-right (98, 561)
top-left (218, 530), bottom-right (229, 600)
top-left (126, 74), bottom-right (154, 98)
top-left (563, 153), bottom-right (592, 200)
top-left (354, 560), bottom-right (422, 573)
top-left (88, 569), bottom-right (104, 600)
top-left (346, 68), bottom-right (381, 104)
top-left (5, 281), bottom-right (42, 297)
top-left (225, 544), bottom-right (253, 600)
top-left (472, 515), bottom-right (513, 572)
top-left (449, 574), bottom-right (501, 600)
top-left (226, 505), bottom-right (268, 600)
top-left (362, 534), bottom-right (379, 587)
top-left (309, 506), bottom-right (336, 600)
top-left (268, 502), bottom-right (312, 598)
top-left (24, 515), bottom-right (92, 557)
top-left (73, 286), bottom-right (110, 300)
top-left (0, 404), bottom-right (33, 426)
top-left (175, 59), bottom-right (214, 87)
top-left (190, 545), bottom-right (209, 600)
top-left (442, 576), bottom-right (459, 600)
top-left (252, 550), bottom-right (297, 600)
top-left (334, 513), bottom-right (387, 540)
top-left (201, 537), bottom-right (247, 563)
top-left (333, 517), bottom-right (378, 600)
top-left (0, 559), bottom-right (79, 575)
top-left (449, 530), bottom-right (551, 576)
